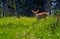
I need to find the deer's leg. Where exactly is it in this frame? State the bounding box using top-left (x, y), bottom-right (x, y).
top-left (36, 16), bottom-right (41, 23)
top-left (37, 18), bottom-right (40, 22)
top-left (44, 15), bottom-right (48, 22)
top-left (35, 16), bottom-right (39, 22)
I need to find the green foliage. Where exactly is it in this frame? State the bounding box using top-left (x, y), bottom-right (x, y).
top-left (0, 16), bottom-right (60, 39)
top-left (55, 10), bottom-right (60, 14)
top-left (0, 8), bottom-right (2, 13)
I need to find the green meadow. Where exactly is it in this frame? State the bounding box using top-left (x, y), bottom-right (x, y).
top-left (0, 16), bottom-right (60, 39)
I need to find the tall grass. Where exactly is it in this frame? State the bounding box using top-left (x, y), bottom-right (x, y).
top-left (0, 16), bottom-right (60, 39)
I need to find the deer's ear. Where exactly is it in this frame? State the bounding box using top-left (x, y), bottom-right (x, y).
top-left (37, 9), bottom-right (39, 12)
top-left (32, 10), bottom-right (35, 13)
top-left (32, 10), bottom-right (33, 12)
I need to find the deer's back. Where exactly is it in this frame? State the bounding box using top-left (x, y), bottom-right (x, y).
top-left (35, 12), bottom-right (48, 19)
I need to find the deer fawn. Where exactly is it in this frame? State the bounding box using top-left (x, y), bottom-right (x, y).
top-left (32, 9), bottom-right (49, 22)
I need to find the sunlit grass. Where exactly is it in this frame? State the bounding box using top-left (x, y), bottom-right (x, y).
top-left (0, 16), bottom-right (60, 39)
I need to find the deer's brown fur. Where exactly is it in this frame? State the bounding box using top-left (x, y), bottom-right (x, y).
top-left (32, 9), bottom-right (49, 22)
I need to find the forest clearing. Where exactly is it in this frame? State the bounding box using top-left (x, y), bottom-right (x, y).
top-left (0, 0), bottom-right (60, 39)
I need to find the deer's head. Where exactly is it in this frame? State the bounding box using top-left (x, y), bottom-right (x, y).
top-left (32, 9), bottom-right (39, 14)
